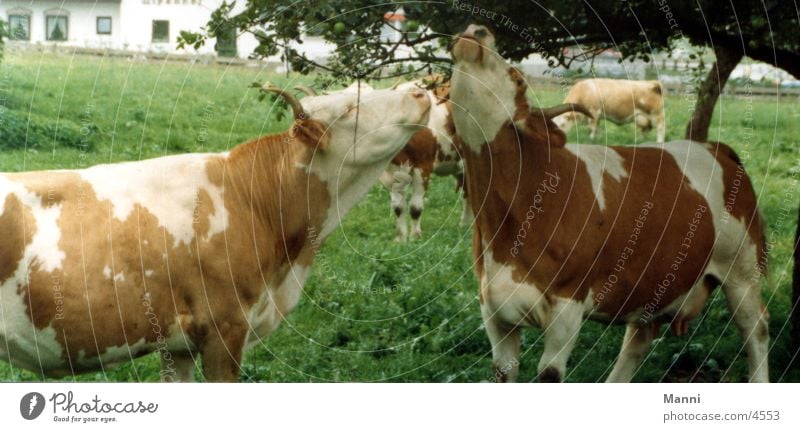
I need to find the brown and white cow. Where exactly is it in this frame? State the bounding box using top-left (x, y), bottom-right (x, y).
top-left (451, 25), bottom-right (768, 383)
top-left (0, 84), bottom-right (430, 381)
top-left (553, 78), bottom-right (666, 143)
top-left (379, 77), bottom-right (471, 241)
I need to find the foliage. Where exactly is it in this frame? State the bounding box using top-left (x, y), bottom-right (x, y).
top-left (0, 109), bottom-right (96, 151)
top-left (184, 1), bottom-right (799, 81)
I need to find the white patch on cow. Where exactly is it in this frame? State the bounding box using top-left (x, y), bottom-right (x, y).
top-left (655, 141), bottom-right (723, 223)
top-left (481, 250), bottom-right (549, 327)
top-left (103, 265), bottom-right (112, 279)
top-left (564, 144), bottom-right (628, 210)
top-left (78, 153), bottom-right (228, 248)
top-left (396, 81), bottom-right (455, 157)
top-left (451, 61), bottom-right (517, 152)
top-left (246, 265), bottom-right (310, 349)
top-left (428, 95), bottom-right (455, 157)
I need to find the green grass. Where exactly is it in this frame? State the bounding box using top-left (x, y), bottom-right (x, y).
top-left (1, 52), bottom-right (799, 382)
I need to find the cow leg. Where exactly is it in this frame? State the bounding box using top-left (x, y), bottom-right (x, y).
top-left (409, 168), bottom-right (427, 239)
top-left (481, 304), bottom-right (520, 383)
top-left (201, 323), bottom-right (247, 382)
top-left (537, 298), bottom-right (583, 382)
top-left (460, 198), bottom-right (474, 226)
top-left (606, 323), bottom-right (656, 383)
top-left (456, 172), bottom-right (473, 226)
top-left (721, 280), bottom-right (770, 382)
top-left (161, 352), bottom-right (196, 382)
top-left (389, 170), bottom-right (411, 242)
top-left (655, 112), bottom-right (666, 143)
top-left (588, 115), bottom-right (599, 141)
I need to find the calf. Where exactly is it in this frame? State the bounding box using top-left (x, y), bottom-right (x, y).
top-left (451, 25), bottom-right (768, 383)
top-left (0, 84), bottom-right (430, 381)
top-left (553, 78), bottom-right (666, 143)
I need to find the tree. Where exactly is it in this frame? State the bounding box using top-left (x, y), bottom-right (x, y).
top-left (195, 0), bottom-right (800, 359)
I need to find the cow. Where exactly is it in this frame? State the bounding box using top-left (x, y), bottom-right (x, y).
top-left (450, 24), bottom-right (769, 383)
top-left (379, 77), bottom-right (471, 241)
top-left (0, 84), bottom-right (431, 382)
top-left (300, 78), bottom-right (469, 241)
top-left (552, 78), bottom-right (666, 143)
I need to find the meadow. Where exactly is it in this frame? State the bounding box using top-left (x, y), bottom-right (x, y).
top-left (1, 50), bottom-right (798, 382)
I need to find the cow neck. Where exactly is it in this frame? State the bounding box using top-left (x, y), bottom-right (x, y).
top-left (222, 132), bottom-right (329, 263)
top-left (460, 113), bottom-right (566, 248)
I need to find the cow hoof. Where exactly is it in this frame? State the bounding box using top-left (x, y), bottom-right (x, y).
top-left (538, 367), bottom-right (562, 383)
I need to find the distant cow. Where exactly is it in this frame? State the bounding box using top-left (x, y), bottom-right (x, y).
top-left (0, 84), bottom-right (430, 381)
top-left (553, 78), bottom-right (666, 143)
top-left (451, 25), bottom-right (768, 383)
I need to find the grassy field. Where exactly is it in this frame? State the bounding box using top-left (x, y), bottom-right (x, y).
top-left (1, 50), bottom-right (799, 382)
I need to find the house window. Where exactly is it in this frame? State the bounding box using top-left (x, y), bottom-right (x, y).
top-left (8, 14), bottom-right (31, 40)
top-left (152, 20), bottom-right (169, 42)
top-left (46, 15), bottom-right (69, 41)
top-left (96, 17), bottom-right (112, 35)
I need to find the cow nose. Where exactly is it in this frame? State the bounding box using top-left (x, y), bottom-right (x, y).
top-left (463, 24), bottom-right (488, 40)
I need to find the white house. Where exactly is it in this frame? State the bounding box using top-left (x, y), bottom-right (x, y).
top-left (1, 2), bottom-right (420, 63)
top-left (0, 0), bottom-right (262, 57)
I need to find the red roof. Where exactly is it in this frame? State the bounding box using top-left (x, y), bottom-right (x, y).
top-left (383, 12), bottom-right (406, 22)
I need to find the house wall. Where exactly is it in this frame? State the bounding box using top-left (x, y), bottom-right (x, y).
top-left (0, 0), bottom-right (262, 58)
top-left (1, 1), bottom-right (121, 48)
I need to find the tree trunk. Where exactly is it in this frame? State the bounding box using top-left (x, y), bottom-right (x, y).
top-left (684, 45), bottom-right (743, 142)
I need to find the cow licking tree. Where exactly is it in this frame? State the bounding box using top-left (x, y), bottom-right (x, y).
top-left (297, 78), bottom-right (467, 242)
top-left (450, 25), bottom-right (769, 383)
top-left (0, 85), bottom-right (431, 381)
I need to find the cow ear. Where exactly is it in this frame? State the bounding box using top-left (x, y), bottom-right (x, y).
top-left (292, 119), bottom-right (329, 151)
top-left (515, 116), bottom-right (567, 148)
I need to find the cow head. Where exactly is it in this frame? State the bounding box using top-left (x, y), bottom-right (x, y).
top-left (450, 24), bottom-right (525, 151)
top-left (295, 86), bottom-right (431, 166)
top-left (450, 24), bottom-right (592, 150)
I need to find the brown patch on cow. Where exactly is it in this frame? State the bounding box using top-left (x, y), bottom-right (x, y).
top-left (392, 127), bottom-right (437, 188)
top-left (291, 119), bottom-right (330, 151)
top-left (0, 194), bottom-right (36, 284)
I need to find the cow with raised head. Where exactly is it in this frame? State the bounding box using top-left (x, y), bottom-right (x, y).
top-left (451, 24), bottom-right (768, 383)
top-left (0, 84), bottom-right (431, 381)
top-left (553, 78), bottom-right (666, 143)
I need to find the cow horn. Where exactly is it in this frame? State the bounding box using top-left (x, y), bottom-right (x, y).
top-left (390, 78), bottom-right (406, 90)
top-left (260, 83), bottom-right (307, 120)
top-left (535, 103), bottom-right (593, 120)
top-left (293, 84), bottom-right (318, 96)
